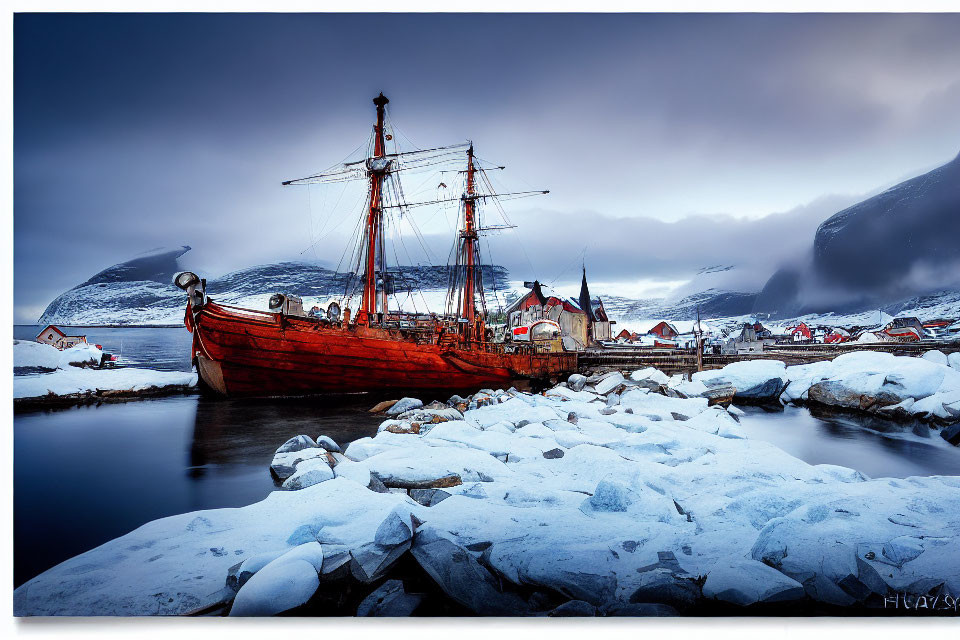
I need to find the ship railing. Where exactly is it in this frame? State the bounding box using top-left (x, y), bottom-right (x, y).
top-left (469, 341), bottom-right (551, 356)
top-left (209, 302), bottom-right (279, 321)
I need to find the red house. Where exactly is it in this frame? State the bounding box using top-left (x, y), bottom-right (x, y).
top-left (648, 321), bottom-right (680, 340)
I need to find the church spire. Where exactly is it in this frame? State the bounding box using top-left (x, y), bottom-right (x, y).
top-left (579, 266), bottom-right (595, 322)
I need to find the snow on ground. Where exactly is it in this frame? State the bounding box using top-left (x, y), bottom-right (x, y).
top-left (13, 340), bottom-right (62, 370)
top-left (14, 340), bottom-right (103, 370)
top-left (14, 367), bottom-right (197, 399)
top-left (15, 356), bottom-right (960, 616)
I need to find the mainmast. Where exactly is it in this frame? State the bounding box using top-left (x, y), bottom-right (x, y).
top-left (360, 92), bottom-right (390, 325)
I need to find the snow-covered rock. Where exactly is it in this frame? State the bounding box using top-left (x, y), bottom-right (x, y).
top-left (781, 351), bottom-right (960, 423)
top-left (271, 447), bottom-right (330, 480)
top-left (282, 457), bottom-right (335, 490)
top-left (386, 397), bottom-right (424, 415)
top-left (948, 352), bottom-right (960, 371)
top-left (229, 542), bottom-right (325, 616)
top-left (693, 360), bottom-right (787, 402)
top-left (14, 340), bottom-right (104, 372)
top-left (276, 435), bottom-right (318, 454)
top-left (702, 555), bottom-right (805, 606)
top-left (922, 350), bottom-right (949, 366)
top-left (568, 373), bottom-right (588, 392)
top-left (58, 343), bottom-right (104, 368)
top-left (315, 435), bottom-right (342, 453)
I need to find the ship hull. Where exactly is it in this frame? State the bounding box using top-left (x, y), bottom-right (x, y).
top-left (187, 301), bottom-right (577, 397)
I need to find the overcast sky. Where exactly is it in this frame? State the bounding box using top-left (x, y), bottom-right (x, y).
top-left (14, 13), bottom-right (960, 322)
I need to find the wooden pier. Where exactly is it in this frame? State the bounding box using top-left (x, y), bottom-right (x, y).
top-left (579, 341), bottom-right (960, 375)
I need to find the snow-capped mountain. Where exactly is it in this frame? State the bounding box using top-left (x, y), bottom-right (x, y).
top-left (37, 248), bottom-right (511, 326)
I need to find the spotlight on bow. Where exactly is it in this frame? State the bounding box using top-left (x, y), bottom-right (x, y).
top-left (175, 272), bottom-right (201, 291)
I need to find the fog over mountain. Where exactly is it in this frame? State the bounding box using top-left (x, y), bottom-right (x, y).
top-left (754, 151), bottom-right (960, 317)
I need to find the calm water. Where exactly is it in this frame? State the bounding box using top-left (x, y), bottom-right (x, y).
top-left (12, 327), bottom-right (960, 588)
top-left (14, 394), bottom-right (384, 588)
top-left (736, 404), bottom-right (960, 479)
top-left (14, 325), bottom-right (194, 371)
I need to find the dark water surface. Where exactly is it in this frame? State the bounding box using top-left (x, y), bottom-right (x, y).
top-left (13, 327), bottom-right (960, 589)
top-left (736, 404), bottom-right (960, 479)
top-left (14, 394), bottom-right (383, 588)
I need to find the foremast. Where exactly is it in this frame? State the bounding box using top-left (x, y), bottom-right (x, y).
top-left (359, 92), bottom-right (390, 326)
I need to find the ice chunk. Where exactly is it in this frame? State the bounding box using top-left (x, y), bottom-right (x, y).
top-left (631, 367), bottom-right (669, 385)
top-left (594, 372), bottom-right (625, 395)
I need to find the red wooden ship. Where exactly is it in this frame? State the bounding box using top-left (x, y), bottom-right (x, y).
top-left (177, 93), bottom-right (577, 396)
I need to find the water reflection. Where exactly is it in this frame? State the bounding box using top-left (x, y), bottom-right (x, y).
top-left (188, 394), bottom-right (384, 471)
top-left (736, 404), bottom-right (960, 479)
top-left (13, 393), bottom-right (384, 588)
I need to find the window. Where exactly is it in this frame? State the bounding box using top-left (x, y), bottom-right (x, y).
top-left (531, 322), bottom-right (559, 341)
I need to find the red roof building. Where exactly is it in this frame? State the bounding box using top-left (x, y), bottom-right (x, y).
top-left (648, 321), bottom-right (680, 340)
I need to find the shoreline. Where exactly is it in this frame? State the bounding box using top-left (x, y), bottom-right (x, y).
top-left (13, 384), bottom-right (200, 412)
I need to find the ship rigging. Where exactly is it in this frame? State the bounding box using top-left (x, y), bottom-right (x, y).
top-left (176, 93), bottom-right (575, 397)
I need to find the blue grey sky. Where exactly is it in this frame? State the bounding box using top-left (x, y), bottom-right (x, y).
top-left (14, 13), bottom-right (960, 322)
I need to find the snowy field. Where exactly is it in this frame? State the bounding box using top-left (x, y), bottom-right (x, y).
top-left (14, 351), bottom-right (960, 616)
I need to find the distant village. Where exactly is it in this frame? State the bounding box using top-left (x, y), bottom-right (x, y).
top-left (500, 269), bottom-right (960, 354)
